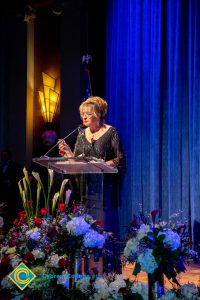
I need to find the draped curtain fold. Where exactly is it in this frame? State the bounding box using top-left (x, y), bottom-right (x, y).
top-left (105, 0), bottom-right (200, 245)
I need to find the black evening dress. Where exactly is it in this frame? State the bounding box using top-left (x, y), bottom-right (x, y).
top-left (74, 126), bottom-right (126, 273)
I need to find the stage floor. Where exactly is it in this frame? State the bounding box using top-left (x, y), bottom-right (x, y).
top-left (123, 262), bottom-right (200, 288)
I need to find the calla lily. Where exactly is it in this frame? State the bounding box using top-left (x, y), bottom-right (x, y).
top-left (59, 179), bottom-right (69, 202)
top-left (22, 177), bottom-right (28, 193)
top-left (48, 169), bottom-right (54, 188)
top-left (23, 167), bottom-right (30, 184)
top-left (52, 192), bottom-right (59, 212)
top-left (32, 171), bottom-right (42, 185)
top-left (18, 180), bottom-right (23, 197)
top-left (65, 189), bottom-right (72, 206)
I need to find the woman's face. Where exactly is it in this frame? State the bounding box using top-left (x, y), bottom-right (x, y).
top-left (80, 105), bottom-right (100, 127)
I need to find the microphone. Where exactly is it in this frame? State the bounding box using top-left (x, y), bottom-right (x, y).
top-left (40, 125), bottom-right (82, 158)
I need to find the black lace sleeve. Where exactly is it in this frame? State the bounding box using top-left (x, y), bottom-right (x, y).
top-left (109, 128), bottom-right (126, 171)
top-left (74, 132), bottom-right (85, 156)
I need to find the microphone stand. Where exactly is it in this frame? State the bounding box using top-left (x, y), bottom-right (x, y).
top-left (40, 125), bottom-right (81, 158)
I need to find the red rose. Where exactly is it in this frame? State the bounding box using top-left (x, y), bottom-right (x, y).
top-left (0, 254), bottom-right (10, 266)
top-left (13, 219), bottom-right (19, 226)
top-left (151, 209), bottom-right (160, 225)
top-left (21, 297), bottom-right (29, 300)
top-left (47, 226), bottom-right (57, 238)
top-left (94, 220), bottom-right (104, 228)
top-left (24, 252), bottom-right (34, 261)
top-left (58, 257), bottom-right (67, 268)
top-left (18, 210), bottom-right (26, 220)
top-left (34, 218), bottom-right (42, 226)
top-left (58, 203), bottom-right (65, 212)
top-left (40, 208), bottom-right (48, 215)
top-left (118, 287), bottom-right (128, 295)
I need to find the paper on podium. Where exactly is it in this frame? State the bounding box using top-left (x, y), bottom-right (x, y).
top-left (32, 155), bottom-right (118, 174)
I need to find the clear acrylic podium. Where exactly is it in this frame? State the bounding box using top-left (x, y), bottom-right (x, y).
top-left (32, 156), bottom-right (118, 221)
top-left (32, 156), bottom-right (119, 274)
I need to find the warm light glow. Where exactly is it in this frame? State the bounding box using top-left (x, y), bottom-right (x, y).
top-left (42, 72), bottom-right (55, 89)
top-left (38, 73), bottom-right (59, 123)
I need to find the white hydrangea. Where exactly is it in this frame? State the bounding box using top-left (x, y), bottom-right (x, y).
top-left (83, 229), bottom-right (105, 248)
top-left (93, 277), bottom-right (109, 299)
top-left (138, 249), bottom-right (158, 274)
top-left (9, 257), bottom-right (21, 268)
top-left (124, 238), bottom-right (139, 259)
top-left (76, 277), bottom-right (91, 293)
top-left (45, 253), bottom-right (62, 268)
top-left (161, 229), bottom-right (181, 250)
top-left (66, 217), bottom-right (90, 236)
top-left (137, 224), bottom-right (152, 240)
top-left (159, 291), bottom-right (179, 300)
top-left (180, 283), bottom-right (200, 299)
top-left (32, 249), bottom-right (45, 260)
top-left (1, 276), bottom-right (15, 289)
top-left (108, 274), bottom-right (127, 294)
top-left (131, 282), bottom-right (148, 300)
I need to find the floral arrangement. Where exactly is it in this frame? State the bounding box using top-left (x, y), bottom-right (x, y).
top-left (124, 210), bottom-right (199, 298)
top-left (0, 168), bottom-right (107, 299)
top-left (76, 275), bottom-right (200, 300)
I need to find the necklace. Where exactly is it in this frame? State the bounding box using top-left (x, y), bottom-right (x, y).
top-left (88, 125), bottom-right (104, 142)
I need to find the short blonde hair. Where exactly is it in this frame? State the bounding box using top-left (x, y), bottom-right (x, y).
top-left (79, 96), bottom-right (108, 121)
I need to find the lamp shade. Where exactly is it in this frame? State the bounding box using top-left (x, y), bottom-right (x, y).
top-left (38, 73), bottom-right (59, 123)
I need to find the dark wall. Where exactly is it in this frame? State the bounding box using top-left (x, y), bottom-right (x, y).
top-left (0, 16), bottom-right (27, 165)
top-left (0, 0), bottom-right (106, 165)
top-left (60, 0), bottom-right (106, 146)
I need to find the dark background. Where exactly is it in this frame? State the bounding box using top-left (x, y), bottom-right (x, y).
top-left (0, 0), bottom-right (106, 167)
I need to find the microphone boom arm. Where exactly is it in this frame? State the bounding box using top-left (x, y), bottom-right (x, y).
top-left (40, 126), bottom-right (81, 158)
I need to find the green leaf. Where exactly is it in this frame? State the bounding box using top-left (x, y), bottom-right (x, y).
top-left (133, 262), bottom-right (141, 276)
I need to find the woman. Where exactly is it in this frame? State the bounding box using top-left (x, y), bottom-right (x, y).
top-left (59, 96), bottom-right (125, 169)
top-left (58, 96), bottom-right (126, 272)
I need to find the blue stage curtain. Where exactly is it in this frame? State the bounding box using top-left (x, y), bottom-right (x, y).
top-left (105, 0), bottom-right (200, 245)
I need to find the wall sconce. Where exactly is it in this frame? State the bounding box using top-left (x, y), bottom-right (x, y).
top-left (38, 72), bottom-right (59, 123)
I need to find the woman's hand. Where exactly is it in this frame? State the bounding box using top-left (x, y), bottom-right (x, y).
top-left (58, 140), bottom-right (74, 157)
top-left (106, 159), bottom-right (117, 168)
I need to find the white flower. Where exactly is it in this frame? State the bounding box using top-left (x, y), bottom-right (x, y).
top-left (45, 253), bottom-right (61, 268)
top-left (159, 291), bottom-right (179, 300)
top-left (57, 270), bottom-right (70, 289)
top-left (83, 229), bottom-right (105, 248)
top-left (32, 249), bottom-right (45, 260)
top-left (5, 246), bottom-right (16, 255)
top-left (137, 224), bottom-right (152, 240)
top-left (131, 282), bottom-right (148, 300)
top-left (138, 249), bottom-right (158, 274)
top-left (180, 283), bottom-right (199, 299)
top-left (93, 277), bottom-right (109, 299)
top-left (0, 216), bottom-right (4, 228)
top-left (66, 217), bottom-right (90, 236)
top-left (160, 229), bottom-right (181, 250)
top-left (155, 221), bottom-right (167, 228)
top-left (1, 276), bottom-right (15, 289)
top-left (108, 274), bottom-right (126, 294)
top-left (26, 228), bottom-right (41, 241)
top-left (124, 238), bottom-right (139, 259)
top-left (9, 257), bottom-right (21, 268)
top-left (76, 277), bottom-right (91, 293)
